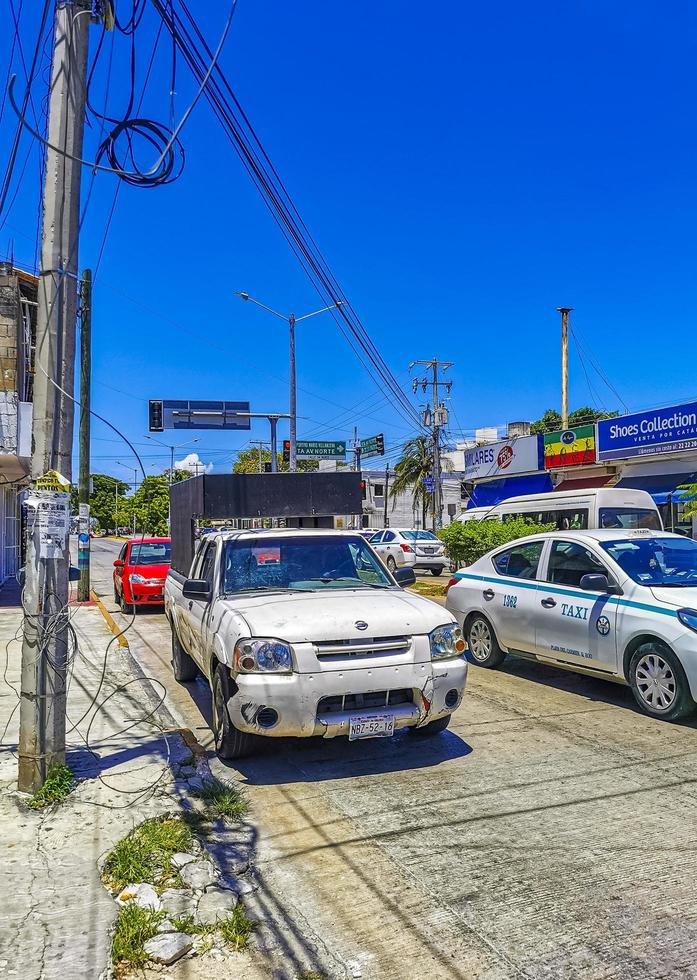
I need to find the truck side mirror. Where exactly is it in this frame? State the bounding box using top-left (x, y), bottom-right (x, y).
top-left (182, 578), bottom-right (211, 600)
top-left (393, 568), bottom-right (416, 588)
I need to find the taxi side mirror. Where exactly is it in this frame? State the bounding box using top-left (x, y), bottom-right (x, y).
top-left (580, 573), bottom-right (621, 594)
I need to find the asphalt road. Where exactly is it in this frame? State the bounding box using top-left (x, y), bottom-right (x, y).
top-left (87, 536), bottom-right (697, 980)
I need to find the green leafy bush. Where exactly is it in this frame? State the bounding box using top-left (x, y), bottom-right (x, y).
top-left (438, 517), bottom-right (556, 569)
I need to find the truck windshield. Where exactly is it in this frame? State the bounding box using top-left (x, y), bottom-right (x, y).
top-left (601, 536), bottom-right (697, 586)
top-left (223, 536), bottom-right (394, 593)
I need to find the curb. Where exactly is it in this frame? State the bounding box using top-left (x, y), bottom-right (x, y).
top-left (90, 589), bottom-right (129, 648)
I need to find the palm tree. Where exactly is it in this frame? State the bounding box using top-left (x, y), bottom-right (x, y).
top-left (391, 435), bottom-right (434, 528)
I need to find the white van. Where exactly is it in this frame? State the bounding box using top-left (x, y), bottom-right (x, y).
top-left (457, 488), bottom-right (662, 532)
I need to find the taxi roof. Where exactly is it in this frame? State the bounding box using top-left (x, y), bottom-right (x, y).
top-left (516, 528), bottom-right (683, 544)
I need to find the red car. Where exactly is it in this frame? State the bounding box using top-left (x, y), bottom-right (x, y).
top-left (113, 537), bottom-right (171, 613)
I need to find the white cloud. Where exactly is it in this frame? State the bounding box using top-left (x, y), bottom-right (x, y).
top-left (175, 452), bottom-right (213, 475)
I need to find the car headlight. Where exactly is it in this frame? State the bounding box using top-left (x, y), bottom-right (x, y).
top-left (429, 623), bottom-right (466, 660)
top-left (130, 573), bottom-right (146, 584)
top-left (234, 638), bottom-right (293, 673)
top-left (678, 608), bottom-right (697, 632)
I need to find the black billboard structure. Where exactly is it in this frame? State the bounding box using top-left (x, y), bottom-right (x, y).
top-left (170, 472), bottom-right (364, 573)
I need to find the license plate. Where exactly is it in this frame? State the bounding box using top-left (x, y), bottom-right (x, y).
top-left (421, 547), bottom-right (435, 554)
top-left (348, 713), bottom-right (395, 741)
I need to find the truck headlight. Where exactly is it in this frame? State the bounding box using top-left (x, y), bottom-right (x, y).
top-left (130, 573), bottom-right (146, 584)
top-left (678, 608), bottom-right (697, 633)
top-left (429, 623), bottom-right (466, 660)
top-left (234, 638), bottom-right (293, 673)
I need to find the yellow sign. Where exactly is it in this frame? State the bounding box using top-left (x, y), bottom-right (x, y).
top-left (35, 470), bottom-right (71, 493)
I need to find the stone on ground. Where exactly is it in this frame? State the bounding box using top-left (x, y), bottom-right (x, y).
top-left (171, 852), bottom-right (198, 870)
top-left (179, 860), bottom-right (218, 891)
top-left (160, 888), bottom-right (197, 917)
top-left (116, 882), bottom-right (161, 911)
top-left (196, 886), bottom-right (239, 924)
top-left (143, 932), bottom-right (193, 965)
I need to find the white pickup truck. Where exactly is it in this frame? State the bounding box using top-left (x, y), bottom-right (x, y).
top-left (164, 528), bottom-right (467, 758)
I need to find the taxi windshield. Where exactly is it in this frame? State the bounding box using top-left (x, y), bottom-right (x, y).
top-left (222, 535), bottom-right (393, 593)
top-left (601, 536), bottom-right (697, 587)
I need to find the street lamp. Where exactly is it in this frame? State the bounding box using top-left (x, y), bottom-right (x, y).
top-left (235, 292), bottom-right (344, 471)
top-left (116, 461), bottom-right (138, 537)
top-left (143, 436), bottom-right (200, 485)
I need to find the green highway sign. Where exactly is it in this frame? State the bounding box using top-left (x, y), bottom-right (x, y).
top-left (360, 433), bottom-right (385, 459)
top-left (284, 439), bottom-right (346, 460)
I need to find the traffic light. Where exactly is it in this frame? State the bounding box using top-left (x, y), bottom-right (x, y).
top-left (282, 440), bottom-right (290, 463)
top-left (263, 462), bottom-right (272, 473)
top-left (376, 433), bottom-right (384, 455)
top-left (148, 399), bottom-right (164, 432)
top-left (360, 479), bottom-right (366, 499)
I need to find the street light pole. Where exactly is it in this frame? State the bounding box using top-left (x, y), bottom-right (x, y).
top-left (144, 436), bottom-right (200, 530)
top-left (235, 292), bottom-right (343, 471)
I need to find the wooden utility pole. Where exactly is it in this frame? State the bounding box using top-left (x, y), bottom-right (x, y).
top-left (77, 269), bottom-right (91, 601)
top-left (558, 307), bottom-right (573, 429)
top-left (18, 2), bottom-right (92, 793)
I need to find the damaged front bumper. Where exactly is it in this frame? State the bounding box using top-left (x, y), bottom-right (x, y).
top-left (226, 657), bottom-right (467, 738)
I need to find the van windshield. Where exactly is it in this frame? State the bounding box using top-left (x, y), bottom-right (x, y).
top-left (598, 508), bottom-right (661, 530)
top-left (601, 536), bottom-right (697, 586)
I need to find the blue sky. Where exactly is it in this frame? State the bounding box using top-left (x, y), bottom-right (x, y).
top-left (2, 1), bottom-right (696, 484)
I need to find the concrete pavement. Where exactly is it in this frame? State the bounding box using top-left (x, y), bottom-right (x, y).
top-left (89, 536), bottom-right (697, 980)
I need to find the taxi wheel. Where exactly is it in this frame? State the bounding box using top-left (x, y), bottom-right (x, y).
top-left (430, 567), bottom-right (444, 577)
top-left (211, 663), bottom-right (257, 760)
top-left (386, 556), bottom-right (396, 572)
top-left (171, 623), bottom-right (197, 682)
top-left (629, 643), bottom-right (696, 722)
top-left (466, 614), bottom-right (507, 668)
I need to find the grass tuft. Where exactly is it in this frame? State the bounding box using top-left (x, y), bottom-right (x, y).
top-left (102, 816), bottom-right (194, 892)
top-left (112, 904), bottom-right (163, 968)
top-left (219, 904), bottom-right (256, 951)
top-left (408, 580), bottom-right (447, 598)
top-left (27, 764), bottom-right (74, 810)
top-left (170, 914), bottom-right (217, 937)
top-left (193, 777), bottom-right (248, 821)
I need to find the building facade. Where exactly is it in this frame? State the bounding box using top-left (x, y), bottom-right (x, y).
top-left (0, 263), bottom-right (36, 582)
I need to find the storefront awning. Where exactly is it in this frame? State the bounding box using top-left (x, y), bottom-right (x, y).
top-left (467, 473), bottom-right (553, 509)
top-left (555, 475), bottom-right (615, 491)
top-left (616, 471), bottom-right (697, 504)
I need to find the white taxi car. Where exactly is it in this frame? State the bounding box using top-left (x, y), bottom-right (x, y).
top-left (446, 528), bottom-right (697, 722)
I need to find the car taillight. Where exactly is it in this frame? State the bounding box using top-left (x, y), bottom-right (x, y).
top-left (400, 543), bottom-right (413, 553)
top-left (446, 577), bottom-right (459, 592)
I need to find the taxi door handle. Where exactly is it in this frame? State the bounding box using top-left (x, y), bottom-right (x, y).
top-left (188, 600), bottom-right (193, 611)
top-left (483, 588), bottom-right (495, 601)
top-left (541, 597), bottom-right (556, 608)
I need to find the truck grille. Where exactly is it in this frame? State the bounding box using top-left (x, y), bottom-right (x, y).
top-left (317, 689), bottom-right (413, 715)
top-left (314, 635), bottom-right (411, 660)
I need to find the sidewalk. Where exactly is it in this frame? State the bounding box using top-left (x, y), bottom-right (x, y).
top-left (0, 584), bottom-right (275, 979)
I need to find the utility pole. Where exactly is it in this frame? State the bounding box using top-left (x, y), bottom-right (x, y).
top-left (558, 307), bottom-right (573, 429)
top-left (352, 426), bottom-right (362, 472)
top-left (77, 269), bottom-right (91, 601)
top-left (412, 359), bottom-right (454, 531)
top-left (235, 293), bottom-right (343, 472)
top-left (250, 440), bottom-right (269, 473)
top-left (18, 1), bottom-right (92, 793)
top-left (384, 466), bottom-right (390, 527)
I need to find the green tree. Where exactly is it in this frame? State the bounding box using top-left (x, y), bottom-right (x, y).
top-left (530, 407), bottom-right (616, 434)
top-left (391, 435), bottom-right (452, 528)
top-left (438, 517), bottom-right (556, 569)
top-left (233, 449), bottom-right (319, 473)
top-left (71, 474), bottom-right (129, 532)
top-left (128, 469), bottom-right (192, 536)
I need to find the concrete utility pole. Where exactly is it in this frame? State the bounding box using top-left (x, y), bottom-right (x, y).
top-left (384, 466), bottom-right (390, 527)
top-left (412, 359), bottom-right (454, 531)
top-left (19, 1), bottom-right (92, 793)
top-left (250, 440), bottom-right (269, 473)
top-left (352, 426), bottom-right (362, 472)
top-left (235, 292), bottom-right (343, 471)
top-left (77, 269), bottom-right (91, 602)
top-left (558, 307), bottom-right (573, 429)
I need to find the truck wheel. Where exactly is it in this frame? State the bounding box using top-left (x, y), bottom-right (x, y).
top-left (466, 614), bottom-right (507, 668)
top-left (629, 642), bottom-right (696, 722)
top-left (211, 663), bottom-right (256, 760)
top-left (410, 714), bottom-right (451, 736)
top-left (171, 623), bottom-right (198, 682)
